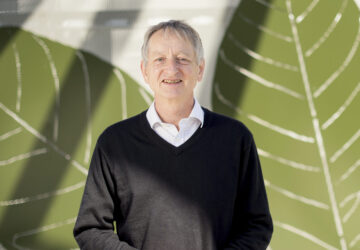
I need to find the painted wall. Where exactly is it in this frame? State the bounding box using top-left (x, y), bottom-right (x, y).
top-left (0, 0), bottom-right (359, 249)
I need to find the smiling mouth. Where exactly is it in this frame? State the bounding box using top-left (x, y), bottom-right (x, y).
top-left (162, 79), bottom-right (182, 84)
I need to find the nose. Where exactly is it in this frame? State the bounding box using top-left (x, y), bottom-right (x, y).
top-left (164, 58), bottom-right (179, 74)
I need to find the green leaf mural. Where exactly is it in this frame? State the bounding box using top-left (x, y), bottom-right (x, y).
top-left (213, 0), bottom-right (360, 249)
top-left (0, 27), bottom-right (151, 249)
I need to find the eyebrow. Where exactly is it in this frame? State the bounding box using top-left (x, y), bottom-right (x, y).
top-left (150, 51), bottom-right (194, 58)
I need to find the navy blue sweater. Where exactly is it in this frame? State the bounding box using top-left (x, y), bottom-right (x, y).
top-left (74, 108), bottom-right (273, 250)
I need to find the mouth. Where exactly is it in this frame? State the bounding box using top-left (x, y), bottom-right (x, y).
top-left (162, 79), bottom-right (182, 84)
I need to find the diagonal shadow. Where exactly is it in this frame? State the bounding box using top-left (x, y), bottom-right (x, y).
top-left (0, 6), bottom-right (146, 249)
top-left (0, 43), bottom-right (112, 247)
top-left (211, 0), bottom-right (273, 118)
top-left (0, 1), bottom-right (42, 55)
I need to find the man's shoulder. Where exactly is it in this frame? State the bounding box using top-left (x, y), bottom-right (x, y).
top-left (98, 110), bottom-right (146, 144)
top-left (202, 107), bottom-right (255, 148)
top-left (203, 107), bottom-right (252, 135)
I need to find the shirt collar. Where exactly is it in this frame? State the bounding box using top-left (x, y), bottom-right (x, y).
top-left (146, 99), bottom-right (204, 128)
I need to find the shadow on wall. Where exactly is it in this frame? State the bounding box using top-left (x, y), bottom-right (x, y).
top-left (212, 0), bottom-right (272, 117)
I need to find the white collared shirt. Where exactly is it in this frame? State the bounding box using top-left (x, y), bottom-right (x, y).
top-left (146, 99), bottom-right (204, 147)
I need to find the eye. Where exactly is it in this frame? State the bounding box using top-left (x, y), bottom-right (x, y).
top-left (155, 57), bottom-right (165, 62)
top-left (177, 57), bottom-right (190, 64)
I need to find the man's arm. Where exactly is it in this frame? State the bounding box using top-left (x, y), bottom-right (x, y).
top-left (73, 141), bottom-right (138, 250)
top-left (224, 137), bottom-right (273, 250)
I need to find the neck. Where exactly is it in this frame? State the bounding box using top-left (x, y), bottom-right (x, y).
top-left (154, 97), bottom-right (194, 130)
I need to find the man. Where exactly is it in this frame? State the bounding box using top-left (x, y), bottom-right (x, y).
top-left (74, 20), bottom-right (273, 250)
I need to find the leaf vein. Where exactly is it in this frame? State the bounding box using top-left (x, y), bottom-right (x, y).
top-left (265, 179), bottom-right (329, 209)
top-left (0, 127), bottom-right (22, 141)
top-left (238, 13), bottom-right (293, 42)
top-left (286, 0), bottom-right (346, 245)
top-left (228, 33), bottom-right (299, 71)
top-left (32, 35), bottom-right (61, 142)
top-left (0, 102), bottom-right (88, 175)
top-left (322, 82), bottom-right (360, 130)
top-left (76, 51), bottom-right (92, 165)
top-left (219, 49), bottom-right (304, 99)
top-left (0, 148), bottom-right (47, 167)
top-left (337, 159), bottom-right (360, 184)
top-left (254, 0), bottom-right (286, 13)
top-left (258, 148), bottom-right (320, 172)
top-left (305, 0), bottom-right (348, 57)
top-left (330, 129), bottom-right (360, 163)
top-left (296, 0), bottom-right (320, 24)
top-left (350, 233), bottom-right (360, 248)
top-left (12, 217), bottom-right (77, 249)
top-left (314, 16), bottom-right (360, 98)
top-left (12, 43), bottom-right (22, 112)
top-left (342, 194), bottom-right (360, 223)
top-left (0, 181), bottom-right (85, 206)
top-left (214, 83), bottom-right (314, 143)
top-left (113, 69), bottom-right (128, 120)
top-left (274, 221), bottom-right (338, 250)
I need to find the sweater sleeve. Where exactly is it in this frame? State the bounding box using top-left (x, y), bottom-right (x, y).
top-left (73, 141), bottom-right (138, 250)
top-left (223, 136), bottom-right (273, 250)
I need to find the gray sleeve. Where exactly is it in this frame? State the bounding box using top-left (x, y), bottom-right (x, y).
top-left (73, 142), bottom-right (138, 250)
top-left (223, 137), bottom-right (273, 250)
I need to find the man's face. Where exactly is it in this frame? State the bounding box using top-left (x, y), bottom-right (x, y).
top-left (141, 29), bottom-right (205, 103)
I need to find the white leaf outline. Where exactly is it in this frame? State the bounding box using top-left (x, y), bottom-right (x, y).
top-left (0, 102), bottom-right (88, 176)
top-left (329, 129), bottom-right (360, 163)
top-left (340, 190), bottom-right (360, 224)
top-left (12, 44), bottom-right (22, 113)
top-left (219, 49), bottom-right (304, 99)
top-left (32, 35), bottom-right (61, 142)
top-left (228, 33), bottom-right (299, 71)
top-left (265, 179), bottom-right (329, 210)
top-left (254, 0), bottom-right (287, 14)
top-left (0, 181), bottom-right (85, 206)
top-left (0, 127), bottom-right (22, 141)
top-left (0, 243), bottom-right (6, 250)
top-left (113, 68), bottom-right (128, 120)
top-left (305, 0), bottom-right (349, 57)
top-left (350, 233), bottom-right (360, 248)
top-left (322, 82), bottom-right (360, 130)
top-left (296, 0), bottom-right (320, 24)
top-left (337, 159), bottom-right (360, 184)
top-left (214, 82), bottom-right (314, 143)
top-left (12, 217), bottom-right (77, 250)
top-left (138, 87), bottom-right (153, 106)
top-left (275, 221), bottom-right (338, 250)
top-left (238, 12), bottom-right (293, 43)
top-left (288, 0), bottom-right (347, 248)
top-left (0, 148), bottom-right (48, 167)
top-left (76, 51), bottom-right (93, 165)
top-left (313, 17), bottom-right (360, 98)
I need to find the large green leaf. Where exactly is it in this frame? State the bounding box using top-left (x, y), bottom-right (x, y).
top-left (212, 0), bottom-right (360, 249)
top-left (0, 27), bottom-right (151, 249)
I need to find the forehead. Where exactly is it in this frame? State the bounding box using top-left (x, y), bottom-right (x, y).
top-left (147, 29), bottom-right (196, 56)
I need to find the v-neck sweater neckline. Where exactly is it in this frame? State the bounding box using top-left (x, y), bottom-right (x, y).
top-left (139, 107), bottom-right (212, 156)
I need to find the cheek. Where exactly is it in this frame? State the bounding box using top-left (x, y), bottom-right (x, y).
top-left (150, 67), bottom-right (162, 77)
top-left (146, 68), bottom-right (158, 80)
top-left (185, 67), bottom-right (199, 80)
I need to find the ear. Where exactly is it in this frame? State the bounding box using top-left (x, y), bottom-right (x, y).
top-left (197, 59), bottom-right (205, 82)
top-left (140, 60), bottom-right (149, 83)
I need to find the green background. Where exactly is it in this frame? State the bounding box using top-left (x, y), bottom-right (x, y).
top-left (1, 0), bottom-right (360, 249)
top-left (213, 0), bottom-right (360, 249)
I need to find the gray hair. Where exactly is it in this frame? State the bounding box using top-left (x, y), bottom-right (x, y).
top-left (141, 20), bottom-right (204, 64)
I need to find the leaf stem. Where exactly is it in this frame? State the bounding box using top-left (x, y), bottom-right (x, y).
top-left (286, 0), bottom-right (347, 249)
